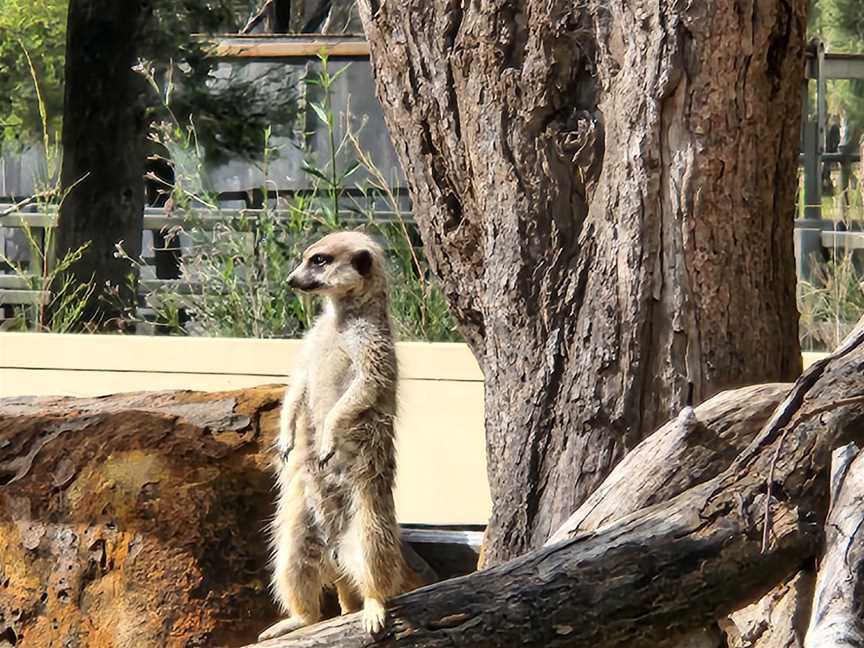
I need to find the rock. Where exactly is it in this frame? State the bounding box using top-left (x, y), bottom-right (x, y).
top-left (0, 387), bottom-right (285, 648)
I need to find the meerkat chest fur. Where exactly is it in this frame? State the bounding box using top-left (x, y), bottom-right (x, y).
top-left (304, 314), bottom-right (355, 434)
top-left (303, 301), bottom-right (398, 472)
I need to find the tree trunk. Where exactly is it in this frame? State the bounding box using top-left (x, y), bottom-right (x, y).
top-left (242, 324), bottom-right (864, 648)
top-left (358, 0), bottom-right (807, 566)
top-left (57, 0), bottom-right (149, 329)
top-left (283, 0), bottom-right (361, 33)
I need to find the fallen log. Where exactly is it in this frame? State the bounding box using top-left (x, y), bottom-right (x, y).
top-left (545, 382), bottom-right (789, 648)
top-left (546, 382), bottom-right (790, 543)
top-left (247, 324), bottom-right (864, 648)
top-left (0, 388), bottom-right (448, 647)
top-left (546, 383), bottom-right (813, 648)
top-left (720, 570), bottom-right (814, 648)
top-left (804, 443), bottom-right (864, 647)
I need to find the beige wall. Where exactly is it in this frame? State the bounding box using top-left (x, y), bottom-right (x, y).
top-left (0, 333), bottom-right (829, 525)
top-left (0, 333), bottom-right (489, 526)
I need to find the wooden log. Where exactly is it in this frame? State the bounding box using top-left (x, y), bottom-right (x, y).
top-left (0, 387), bottom-right (482, 647)
top-left (543, 383), bottom-right (789, 648)
top-left (0, 387), bottom-right (285, 647)
top-left (720, 570), bottom-right (814, 648)
top-left (246, 322), bottom-right (864, 648)
top-left (546, 382), bottom-right (790, 543)
top-left (804, 443), bottom-right (864, 647)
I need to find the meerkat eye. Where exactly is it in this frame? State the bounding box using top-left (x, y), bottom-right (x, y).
top-left (310, 254), bottom-right (332, 267)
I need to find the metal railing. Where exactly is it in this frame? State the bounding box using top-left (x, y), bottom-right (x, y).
top-left (0, 205), bottom-right (416, 310)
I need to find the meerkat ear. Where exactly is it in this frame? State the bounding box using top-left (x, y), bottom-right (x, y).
top-left (351, 249), bottom-right (373, 277)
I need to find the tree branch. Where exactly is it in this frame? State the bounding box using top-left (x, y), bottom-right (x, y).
top-left (547, 382), bottom-right (789, 544)
top-left (0, 190), bottom-right (58, 218)
top-left (804, 443), bottom-right (864, 647)
top-left (241, 0), bottom-right (274, 34)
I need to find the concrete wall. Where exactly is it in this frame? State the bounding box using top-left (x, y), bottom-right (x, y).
top-left (0, 334), bottom-right (489, 526)
top-left (0, 333), bottom-right (830, 526)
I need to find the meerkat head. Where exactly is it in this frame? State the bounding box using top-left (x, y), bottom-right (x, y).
top-left (287, 231), bottom-right (386, 300)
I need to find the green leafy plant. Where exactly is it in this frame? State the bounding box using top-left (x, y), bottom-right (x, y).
top-left (0, 42), bottom-right (95, 333)
top-left (0, 0), bottom-right (66, 149)
top-left (128, 52), bottom-right (458, 341)
top-left (0, 220), bottom-right (95, 333)
top-left (345, 129), bottom-right (459, 342)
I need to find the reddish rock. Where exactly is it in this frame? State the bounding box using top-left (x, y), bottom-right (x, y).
top-left (0, 386), bottom-right (286, 648)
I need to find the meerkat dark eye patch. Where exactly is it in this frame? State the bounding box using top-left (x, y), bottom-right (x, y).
top-left (351, 249), bottom-right (373, 276)
top-left (310, 253), bottom-right (332, 266)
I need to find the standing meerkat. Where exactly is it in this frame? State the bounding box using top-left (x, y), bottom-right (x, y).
top-left (260, 231), bottom-right (413, 641)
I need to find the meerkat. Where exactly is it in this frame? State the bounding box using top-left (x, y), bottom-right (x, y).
top-left (259, 231), bottom-right (415, 642)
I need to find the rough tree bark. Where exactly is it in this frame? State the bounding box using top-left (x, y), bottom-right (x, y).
top-left (56, 0), bottom-right (149, 329)
top-left (244, 323), bottom-right (864, 648)
top-left (721, 570), bottom-right (814, 648)
top-left (544, 383), bottom-right (810, 648)
top-left (358, 0), bottom-right (807, 565)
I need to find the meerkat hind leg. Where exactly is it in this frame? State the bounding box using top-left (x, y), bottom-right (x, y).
top-left (338, 490), bottom-right (402, 635)
top-left (336, 577), bottom-right (363, 614)
top-left (271, 478), bottom-right (326, 631)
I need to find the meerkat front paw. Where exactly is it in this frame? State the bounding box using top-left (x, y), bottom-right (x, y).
top-left (318, 418), bottom-right (339, 467)
top-left (362, 598), bottom-right (387, 634)
top-left (276, 436), bottom-right (295, 463)
top-left (318, 445), bottom-right (335, 468)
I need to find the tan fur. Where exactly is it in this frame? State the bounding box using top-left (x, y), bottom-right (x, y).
top-left (260, 231), bottom-right (412, 642)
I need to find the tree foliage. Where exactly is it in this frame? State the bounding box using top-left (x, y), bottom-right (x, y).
top-left (810, 0), bottom-right (864, 139)
top-left (0, 0), bottom-right (67, 149)
top-left (0, 0), bottom-right (296, 161)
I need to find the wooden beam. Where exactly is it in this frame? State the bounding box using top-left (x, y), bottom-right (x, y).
top-left (0, 208), bottom-right (413, 232)
top-left (0, 276), bottom-right (37, 290)
top-left (0, 289), bottom-right (49, 305)
top-left (210, 36), bottom-right (370, 59)
top-left (821, 230), bottom-right (864, 251)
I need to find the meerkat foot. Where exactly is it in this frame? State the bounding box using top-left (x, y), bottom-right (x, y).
top-left (362, 598), bottom-right (387, 634)
top-left (318, 446), bottom-right (335, 469)
top-left (258, 617), bottom-right (306, 642)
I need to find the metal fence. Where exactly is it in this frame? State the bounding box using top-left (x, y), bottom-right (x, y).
top-left (4, 37), bottom-right (864, 318)
top-left (797, 43), bottom-right (864, 281)
top-left (0, 204), bottom-right (416, 322)
top-left (0, 35), bottom-right (415, 326)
